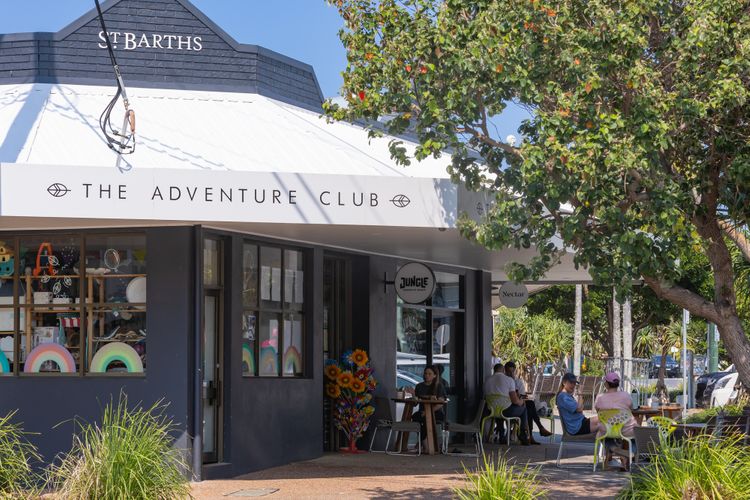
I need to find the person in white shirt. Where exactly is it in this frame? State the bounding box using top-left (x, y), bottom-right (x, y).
top-left (504, 361), bottom-right (552, 438)
top-left (484, 363), bottom-right (532, 445)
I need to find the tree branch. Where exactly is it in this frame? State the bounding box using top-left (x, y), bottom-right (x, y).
top-left (719, 220), bottom-right (750, 264)
top-left (642, 277), bottom-right (720, 324)
top-left (458, 123), bottom-right (523, 158)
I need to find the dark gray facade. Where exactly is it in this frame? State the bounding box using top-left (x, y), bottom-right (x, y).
top-left (0, 226), bottom-right (491, 479)
top-left (0, 0), bottom-right (323, 110)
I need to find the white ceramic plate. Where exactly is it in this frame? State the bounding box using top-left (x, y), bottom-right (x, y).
top-left (126, 277), bottom-right (147, 303)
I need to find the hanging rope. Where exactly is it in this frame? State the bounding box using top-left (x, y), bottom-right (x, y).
top-left (95, 0), bottom-right (136, 154)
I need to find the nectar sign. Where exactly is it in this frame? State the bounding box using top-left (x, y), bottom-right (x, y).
top-left (394, 262), bottom-right (435, 304)
top-left (98, 31), bottom-right (203, 51)
top-left (498, 282), bottom-right (528, 308)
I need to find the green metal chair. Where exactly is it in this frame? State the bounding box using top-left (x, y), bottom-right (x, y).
top-left (646, 415), bottom-right (676, 441)
top-left (481, 394), bottom-right (521, 447)
top-left (593, 408), bottom-right (635, 472)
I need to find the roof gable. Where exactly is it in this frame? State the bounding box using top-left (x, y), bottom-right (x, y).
top-left (0, 0), bottom-right (323, 109)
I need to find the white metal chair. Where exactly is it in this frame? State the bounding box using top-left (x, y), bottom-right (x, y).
top-left (711, 373), bottom-right (739, 407)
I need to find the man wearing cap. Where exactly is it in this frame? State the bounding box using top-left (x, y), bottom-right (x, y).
top-left (595, 372), bottom-right (637, 470)
top-left (556, 373), bottom-right (600, 436)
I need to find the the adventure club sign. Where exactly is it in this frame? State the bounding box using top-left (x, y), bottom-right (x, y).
top-left (0, 164), bottom-right (456, 228)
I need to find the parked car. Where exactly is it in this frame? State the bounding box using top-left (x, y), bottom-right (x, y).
top-left (696, 364), bottom-right (736, 407)
top-left (395, 370), bottom-right (423, 421)
top-left (649, 355), bottom-right (680, 379)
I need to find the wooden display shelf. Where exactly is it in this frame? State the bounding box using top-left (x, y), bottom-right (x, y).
top-left (92, 337), bottom-right (146, 343)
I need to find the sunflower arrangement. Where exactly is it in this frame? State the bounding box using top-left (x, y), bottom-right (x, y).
top-left (324, 349), bottom-right (377, 452)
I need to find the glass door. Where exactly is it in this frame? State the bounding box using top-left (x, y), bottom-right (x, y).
top-left (323, 256), bottom-right (351, 451)
top-left (202, 238), bottom-right (223, 464)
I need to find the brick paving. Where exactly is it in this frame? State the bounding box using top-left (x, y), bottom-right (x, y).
top-left (191, 438), bottom-right (630, 499)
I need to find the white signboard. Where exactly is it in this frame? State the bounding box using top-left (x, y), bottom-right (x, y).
top-left (395, 262), bottom-right (435, 304)
top-left (498, 282), bottom-right (528, 308)
top-left (0, 164), bottom-right (458, 228)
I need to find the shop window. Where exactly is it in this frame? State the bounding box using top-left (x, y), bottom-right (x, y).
top-left (241, 243), bottom-right (305, 378)
top-left (0, 233), bottom-right (146, 376)
top-left (84, 235), bottom-right (147, 375)
top-left (395, 268), bottom-right (463, 391)
top-left (432, 272), bottom-right (461, 309)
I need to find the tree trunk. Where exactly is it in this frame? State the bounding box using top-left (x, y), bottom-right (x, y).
top-left (716, 315), bottom-right (750, 390)
top-left (656, 346), bottom-right (668, 403)
top-left (643, 215), bottom-right (750, 390)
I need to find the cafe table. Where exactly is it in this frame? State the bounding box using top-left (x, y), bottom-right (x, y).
top-left (391, 397), bottom-right (448, 455)
top-left (632, 405), bottom-right (683, 425)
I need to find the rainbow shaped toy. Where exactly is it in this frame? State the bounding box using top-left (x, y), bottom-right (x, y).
top-left (24, 344), bottom-right (76, 373)
top-left (283, 346), bottom-right (302, 375)
top-left (259, 346), bottom-right (278, 375)
top-left (0, 351), bottom-right (10, 373)
top-left (242, 343), bottom-right (255, 375)
top-left (90, 342), bottom-right (143, 373)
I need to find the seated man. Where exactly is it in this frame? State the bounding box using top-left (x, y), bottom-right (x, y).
top-left (556, 373), bottom-right (600, 436)
top-left (486, 362), bottom-right (532, 445)
top-left (484, 363), bottom-right (508, 442)
top-left (594, 372), bottom-right (637, 470)
top-left (504, 361), bottom-right (552, 438)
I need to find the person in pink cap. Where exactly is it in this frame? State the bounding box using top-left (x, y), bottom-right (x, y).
top-left (594, 372), bottom-right (637, 470)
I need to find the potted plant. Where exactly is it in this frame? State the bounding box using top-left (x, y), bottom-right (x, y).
top-left (324, 349), bottom-right (377, 453)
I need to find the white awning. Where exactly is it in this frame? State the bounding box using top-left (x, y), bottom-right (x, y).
top-left (0, 82), bottom-right (592, 284)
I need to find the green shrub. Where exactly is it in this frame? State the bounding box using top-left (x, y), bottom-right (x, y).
top-left (49, 395), bottom-right (191, 500)
top-left (684, 403), bottom-right (747, 424)
top-left (454, 456), bottom-right (545, 500)
top-left (618, 435), bottom-right (750, 499)
top-left (0, 411), bottom-right (41, 499)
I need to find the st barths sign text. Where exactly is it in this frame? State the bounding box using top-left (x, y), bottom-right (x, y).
top-left (99, 31), bottom-right (203, 51)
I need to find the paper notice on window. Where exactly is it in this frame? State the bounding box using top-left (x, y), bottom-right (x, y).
top-left (284, 270), bottom-right (294, 303)
top-left (294, 271), bottom-right (304, 304)
top-left (271, 267), bottom-right (281, 301)
top-left (260, 266), bottom-right (271, 300)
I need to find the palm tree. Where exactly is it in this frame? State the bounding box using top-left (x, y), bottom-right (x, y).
top-left (635, 321), bottom-right (686, 402)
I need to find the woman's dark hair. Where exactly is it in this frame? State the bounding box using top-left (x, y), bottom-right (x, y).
top-left (424, 364), bottom-right (443, 395)
top-left (605, 380), bottom-right (620, 389)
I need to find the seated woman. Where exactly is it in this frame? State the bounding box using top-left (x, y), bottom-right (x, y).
top-left (556, 373), bottom-right (600, 436)
top-left (594, 372), bottom-right (637, 470)
top-left (411, 365), bottom-right (447, 443)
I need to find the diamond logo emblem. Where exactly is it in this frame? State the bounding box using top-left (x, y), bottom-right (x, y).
top-left (390, 194), bottom-right (411, 208)
top-left (47, 183), bottom-right (70, 198)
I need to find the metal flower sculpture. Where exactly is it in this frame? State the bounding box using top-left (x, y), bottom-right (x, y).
top-left (324, 349), bottom-right (377, 453)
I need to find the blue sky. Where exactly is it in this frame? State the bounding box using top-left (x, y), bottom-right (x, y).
top-left (0, 0), bottom-right (525, 139)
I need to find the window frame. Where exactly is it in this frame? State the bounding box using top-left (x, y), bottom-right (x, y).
top-left (241, 240), bottom-right (306, 379)
top-left (0, 229), bottom-right (148, 377)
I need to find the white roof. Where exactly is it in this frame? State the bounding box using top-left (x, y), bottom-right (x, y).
top-left (0, 83), bottom-right (449, 179)
top-left (0, 82), bottom-right (592, 284)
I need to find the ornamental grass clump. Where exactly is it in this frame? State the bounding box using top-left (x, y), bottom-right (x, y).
top-left (454, 456), bottom-right (546, 500)
top-left (49, 395), bottom-right (191, 500)
top-left (0, 410), bottom-right (41, 499)
top-left (618, 435), bottom-right (750, 499)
